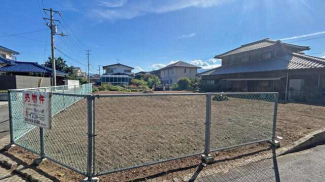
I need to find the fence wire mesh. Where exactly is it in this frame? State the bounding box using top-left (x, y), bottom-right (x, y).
top-left (44, 94), bottom-right (88, 172)
top-left (9, 91), bottom-right (280, 181)
top-left (94, 95), bottom-right (206, 175)
top-left (210, 93), bottom-right (276, 151)
top-left (9, 83), bottom-right (92, 173)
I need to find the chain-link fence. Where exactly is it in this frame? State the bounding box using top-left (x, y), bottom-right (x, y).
top-left (8, 91), bottom-right (280, 181)
top-left (8, 83), bottom-right (92, 174)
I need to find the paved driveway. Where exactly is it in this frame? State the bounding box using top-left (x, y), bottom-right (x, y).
top-left (198, 144), bottom-right (325, 182)
top-left (0, 102), bottom-right (9, 140)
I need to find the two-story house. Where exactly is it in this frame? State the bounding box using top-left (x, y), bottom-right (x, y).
top-left (200, 38), bottom-right (325, 100)
top-left (159, 61), bottom-right (200, 85)
top-left (0, 45), bottom-right (19, 61)
top-left (101, 63), bottom-right (134, 86)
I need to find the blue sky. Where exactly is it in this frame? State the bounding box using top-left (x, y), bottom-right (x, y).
top-left (1, 0), bottom-right (325, 73)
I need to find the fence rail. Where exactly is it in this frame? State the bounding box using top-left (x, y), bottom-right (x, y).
top-left (8, 89), bottom-right (280, 181)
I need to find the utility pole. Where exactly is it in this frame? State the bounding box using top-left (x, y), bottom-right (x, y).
top-left (43, 8), bottom-right (66, 86)
top-left (98, 65), bottom-right (101, 76)
top-left (86, 50), bottom-right (91, 83)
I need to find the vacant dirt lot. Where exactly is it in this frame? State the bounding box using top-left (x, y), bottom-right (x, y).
top-left (7, 91), bottom-right (325, 181)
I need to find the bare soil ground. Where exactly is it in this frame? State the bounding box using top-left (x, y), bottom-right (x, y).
top-left (5, 91), bottom-right (325, 181)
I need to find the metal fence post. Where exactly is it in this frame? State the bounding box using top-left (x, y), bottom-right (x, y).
top-left (8, 91), bottom-right (14, 144)
top-left (63, 86), bottom-right (65, 108)
top-left (86, 95), bottom-right (94, 180)
top-left (202, 93), bottom-right (213, 164)
top-left (271, 93), bottom-right (281, 182)
top-left (272, 93), bottom-right (279, 143)
top-left (74, 85), bottom-right (76, 102)
top-left (40, 128), bottom-right (45, 158)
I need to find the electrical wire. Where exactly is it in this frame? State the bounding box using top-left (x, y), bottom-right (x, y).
top-left (55, 47), bottom-right (87, 66)
top-left (0, 29), bottom-right (48, 38)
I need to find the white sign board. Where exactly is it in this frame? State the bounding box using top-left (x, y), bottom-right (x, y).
top-left (23, 91), bottom-right (52, 129)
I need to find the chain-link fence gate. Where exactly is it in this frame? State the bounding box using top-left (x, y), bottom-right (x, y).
top-left (8, 90), bottom-right (280, 181)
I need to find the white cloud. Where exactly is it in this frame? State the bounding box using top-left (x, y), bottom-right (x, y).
top-left (97, 0), bottom-right (128, 8)
top-left (135, 66), bottom-right (144, 72)
top-left (177, 33), bottom-right (197, 39)
top-left (91, 0), bottom-right (229, 21)
top-left (151, 63), bottom-right (166, 70)
top-left (151, 60), bottom-right (178, 70)
top-left (190, 59), bottom-right (221, 69)
top-left (209, 58), bottom-right (218, 63)
top-left (322, 52), bottom-right (325, 58)
top-left (280, 31), bottom-right (325, 41)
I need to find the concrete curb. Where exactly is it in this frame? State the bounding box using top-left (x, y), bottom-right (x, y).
top-left (277, 129), bottom-right (325, 156)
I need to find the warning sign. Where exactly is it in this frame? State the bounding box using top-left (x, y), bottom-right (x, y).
top-left (23, 91), bottom-right (52, 129)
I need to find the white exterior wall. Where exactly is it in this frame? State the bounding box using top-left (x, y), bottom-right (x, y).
top-left (0, 49), bottom-right (13, 60)
top-left (160, 67), bottom-right (198, 85)
top-left (104, 65), bottom-right (133, 75)
top-left (64, 80), bottom-right (80, 89)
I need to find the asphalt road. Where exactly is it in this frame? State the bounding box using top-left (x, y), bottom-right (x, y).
top-left (198, 144), bottom-right (325, 182)
top-left (0, 102), bottom-right (9, 140)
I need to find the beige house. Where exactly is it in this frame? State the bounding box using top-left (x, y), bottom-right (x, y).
top-left (159, 61), bottom-right (200, 85)
top-left (0, 45), bottom-right (19, 60)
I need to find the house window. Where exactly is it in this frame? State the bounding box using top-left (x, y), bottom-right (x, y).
top-left (124, 70), bottom-right (131, 73)
top-left (207, 80), bottom-right (215, 85)
top-left (184, 68), bottom-right (186, 73)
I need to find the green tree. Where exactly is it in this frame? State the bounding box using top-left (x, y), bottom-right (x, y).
top-left (130, 79), bottom-right (148, 87)
top-left (147, 75), bottom-right (161, 88)
top-left (44, 57), bottom-right (71, 73)
top-left (177, 77), bottom-right (192, 90)
top-left (190, 77), bottom-right (201, 91)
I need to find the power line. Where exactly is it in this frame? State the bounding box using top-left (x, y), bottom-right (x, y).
top-left (55, 47), bottom-right (87, 66)
top-left (59, 14), bottom-right (87, 50)
top-left (0, 29), bottom-right (48, 38)
top-left (287, 35), bottom-right (325, 43)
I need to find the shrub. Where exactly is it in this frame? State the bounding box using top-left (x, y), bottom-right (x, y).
top-left (92, 87), bottom-right (99, 92)
top-left (131, 79), bottom-right (148, 87)
top-left (98, 84), bottom-right (107, 91)
top-left (147, 75), bottom-right (161, 89)
top-left (106, 84), bottom-right (123, 91)
top-left (171, 83), bottom-right (179, 90)
top-left (177, 77), bottom-right (192, 90)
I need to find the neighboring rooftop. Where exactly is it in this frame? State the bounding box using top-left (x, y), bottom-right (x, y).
top-left (0, 45), bottom-right (19, 55)
top-left (215, 38), bottom-right (310, 58)
top-left (0, 61), bottom-right (67, 76)
top-left (201, 53), bottom-right (325, 76)
top-left (103, 63), bottom-right (134, 69)
top-left (159, 61), bottom-right (201, 70)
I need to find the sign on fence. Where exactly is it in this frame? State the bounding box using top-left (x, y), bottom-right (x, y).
top-left (23, 91), bottom-right (52, 129)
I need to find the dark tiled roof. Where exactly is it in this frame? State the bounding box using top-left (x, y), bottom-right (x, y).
top-left (0, 45), bottom-right (19, 55)
top-left (215, 38), bottom-right (309, 58)
top-left (160, 61), bottom-right (201, 70)
top-left (0, 61), bottom-right (67, 76)
top-left (200, 53), bottom-right (325, 76)
top-left (103, 63), bottom-right (134, 69)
